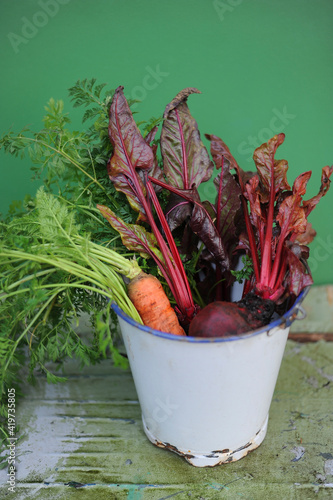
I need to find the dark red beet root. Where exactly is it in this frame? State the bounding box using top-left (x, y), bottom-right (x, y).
top-left (189, 301), bottom-right (253, 338)
top-left (189, 294), bottom-right (276, 338)
top-left (237, 292), bottom-right (275, 326)
top-left (188, 294), bottom-right (276, 338)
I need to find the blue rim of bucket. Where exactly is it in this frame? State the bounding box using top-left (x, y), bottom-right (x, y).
top-left (111, 286), bottom-right (310, 343)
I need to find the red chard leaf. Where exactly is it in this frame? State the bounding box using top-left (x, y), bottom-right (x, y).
top-left (205, 133), bottom-right (238, 171)
top-left (244, 176), bottom-right (262, 225)
top-left (205, 133), bottom-right (255, 188)
top-left (149, 176), bottom-right (231, 271)
top-left (213, 166), bottom-right (243, 251)
top-left (190, 202), bottom-right (230, 271)
top-left (303, 165), bottom-right (333, 216)
top-left (144, 125), bottom-right (159, 145)
top-left (292, 171), bottom-right (312, 196)
top-left (206, 133), bottom-right (260, 281)
top-left (244, 175), bottom-right (266, 254)
top-left (109, 86), bottom-right (154, 175)
top-left (163, 87), bottom-right (201, 117)
top-left (108, 86), bottom-right (155, 219)
top-left (146, 143), bottom-right (165, 191)
top-left (277, 171), bottom-right (312, 240)
top-left (160, 88), bottom-right (213, 189)
top-left (295, 222), bottom-right (317, 245)
top-left (288, 241), bottom-right (310, 261)
top-left (277, 197), bottom-right (307, 237)
top-left (144, 126), bottom-right (163, 181)
top-left (164, 188), bottom-right (201, 232)
top-left (107, 168), bottom-right (146, 222)
top-left (284, 247), bottom-right (313, 297)
top-left (97, 204), bottom-right (165, 264)
top-left (253, 133), bottom-right (291, 202)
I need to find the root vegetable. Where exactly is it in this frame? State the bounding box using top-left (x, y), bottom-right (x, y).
top-left (189, 302), bottom-right (251, 338)
top-left (128, 272), bottom-right (186, 336)
top-left (188, 295), bottom-right (274, 338)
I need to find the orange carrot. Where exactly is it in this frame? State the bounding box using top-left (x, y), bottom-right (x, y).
top-left (127, 272), bottom-right (186, 336)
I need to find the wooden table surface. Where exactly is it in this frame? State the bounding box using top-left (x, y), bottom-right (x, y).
top-left (1, 286), bottom-right (333, 500)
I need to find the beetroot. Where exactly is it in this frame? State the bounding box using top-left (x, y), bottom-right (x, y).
top-left (189, 295), bottom-right (275, 338)
top-left (189, 302), bottom-right (250, 338)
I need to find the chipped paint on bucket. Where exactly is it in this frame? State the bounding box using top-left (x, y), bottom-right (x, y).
top-left (112, 288), bottom-right (309, 467)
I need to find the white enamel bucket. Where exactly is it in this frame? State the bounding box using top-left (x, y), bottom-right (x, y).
top-left (112, 288), bottom-right (309, 467)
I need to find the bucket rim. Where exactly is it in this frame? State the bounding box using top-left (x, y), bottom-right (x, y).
top-left (111, 286), bottom-right (310, 343)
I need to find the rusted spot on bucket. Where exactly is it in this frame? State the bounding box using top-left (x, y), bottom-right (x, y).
top-left (153, 433), bottom-right (261, 467)
top-left (154, 439), bottom-right (195, 460)
top-left (233, 441), bottom-right (252, 452)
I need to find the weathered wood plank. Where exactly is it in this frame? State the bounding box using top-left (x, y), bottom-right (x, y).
top-left (290, 285), bottom-right (333, 335)
top-left (22, 373), bottom-right (139, 402)
top-left (18, 400), bottom-right (141, 419)
top-left (1, 341), bottom-right (333, 500)
top-left (3, 480), bottom-right (333, 499)
top-left (288, 332), bottom-right (333, 342)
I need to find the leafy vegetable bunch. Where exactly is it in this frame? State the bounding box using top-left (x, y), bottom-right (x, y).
top-left (0, 79), bottom-right (161, 447)
top-left (0, 80), bottom-right (332, 449)
top-left (97, 85), bottom-right (332, 334)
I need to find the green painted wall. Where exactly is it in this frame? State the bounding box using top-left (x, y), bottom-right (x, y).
top-left (1, 0), bottom-right (332, 284)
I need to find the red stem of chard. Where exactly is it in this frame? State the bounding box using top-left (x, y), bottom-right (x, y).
top-left (232, 165), bottom-right (261, 284)
top-left (149, 176), bottom-right (220, 224)
top-left (114, 95), bottom-right (196, 322)
top-left (259, 165), bottom-right (275, 288)
top-left (146, 181), bottom-right (196, 320)
top-left (268, 195), bottom-right (299, 291)
top-left (241, 196), bottom-right (260, 283)
top-left (175, 109), bottom-right (189, 189)
top-left (141, 190), bottom-right (195, 321)
top-left (216, 157), bottom-right (224, 234)
top-left (215, 157), bottom-right (224, 301)
top-left (273, 249), bottom-right (287, 292)
top-left (268, 223), bottom-right (289, 290)
top-left (142, 188), bottom-right (195, 320)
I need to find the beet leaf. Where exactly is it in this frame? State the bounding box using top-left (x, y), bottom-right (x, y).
top-left (206, 134), bottom-right (243, 254)
top-left (242, 135), bottom-right (332, 301)
top-left (99, 87), bottom-right (197, 324)
top-left (160, 88), bottom-right (214, 190)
